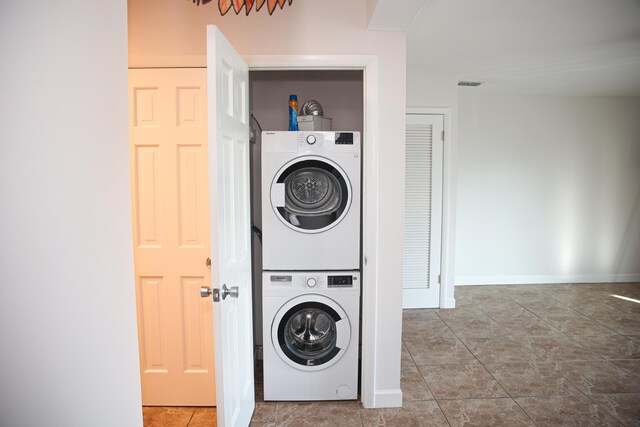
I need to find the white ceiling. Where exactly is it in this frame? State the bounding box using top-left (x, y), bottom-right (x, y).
top-left (391, 0), bottom-right (640, 96)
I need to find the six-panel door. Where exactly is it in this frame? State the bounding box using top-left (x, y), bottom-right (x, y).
top-left (129, 68), bottom-right (215, 406)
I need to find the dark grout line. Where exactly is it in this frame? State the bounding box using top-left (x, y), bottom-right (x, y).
top-left (402, 338), bottom-right (419, 367)
top-left (185, 413), bottom-right (194, 427)
top-left (185, 410), bottom-right (195, 427)
top-left (510, 396), bottom-right (539, 426)
top-left (402, 334), bottom-right (453, 427)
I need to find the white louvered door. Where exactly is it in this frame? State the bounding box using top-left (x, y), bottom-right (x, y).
top-left (403, 113), bottom-right (444, 308)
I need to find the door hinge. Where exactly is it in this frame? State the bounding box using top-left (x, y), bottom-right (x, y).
top-left (438, 274), bottom-right (441, 284)
top-left (441, 130), bottom-right (445, 142)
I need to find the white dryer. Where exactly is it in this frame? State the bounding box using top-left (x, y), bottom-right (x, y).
top-left (261, 131), bottom-right (361, 271)
top-left (262, 271), bottom-right (360, 401)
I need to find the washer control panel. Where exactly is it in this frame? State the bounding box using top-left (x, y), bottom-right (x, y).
top-left (327, 275), bottom-right (353, 288)
top-left (296, 275), bottom-right (323, 289)
top-left (266, 272), bottom-right (359, 291)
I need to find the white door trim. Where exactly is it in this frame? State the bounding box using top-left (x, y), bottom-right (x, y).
top-left (245, 54), bottom-right (381, 407)
top-left (406, 108), bottom-right (456, 309)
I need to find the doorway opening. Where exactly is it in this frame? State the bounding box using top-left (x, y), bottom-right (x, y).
top-left (247, 69), bottom-right (364, 361)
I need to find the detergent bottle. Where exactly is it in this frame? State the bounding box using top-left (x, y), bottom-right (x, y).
top-left (288, 94), bottom-right (298, 131)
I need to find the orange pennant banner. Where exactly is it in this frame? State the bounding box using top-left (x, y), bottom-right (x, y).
top-left (213, 0), bottom-right (291, 15)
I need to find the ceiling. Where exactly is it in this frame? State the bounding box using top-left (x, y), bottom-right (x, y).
top-left (376, 0), bottom-right (640, 96)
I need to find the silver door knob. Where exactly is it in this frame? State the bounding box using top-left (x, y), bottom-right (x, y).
top-left (201, 287), bottom-right (221, 302)
top-left (221, 284), bottom-right (239, 300)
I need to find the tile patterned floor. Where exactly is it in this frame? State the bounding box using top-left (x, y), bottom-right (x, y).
top-left (144, 283), bottom-right (640, 426)
top-left (254, 283), bottom-right (640, 426)
top-left (142, 407), bottom-right (216, 427)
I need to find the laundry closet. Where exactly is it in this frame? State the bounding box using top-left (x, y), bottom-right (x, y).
top-left (128, 45), bottom-right (369, 407)
top-left (248, 70), bottom-right (364, 400)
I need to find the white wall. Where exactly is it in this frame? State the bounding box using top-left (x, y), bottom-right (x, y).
top-left (0, 2), bottom-right (142, 426)
top-left (456, 91), bottom-right (640, 284)
top-left (407, 67), bottom-right (458, 109)
top-left (128, 0), bottom-right (406, 407)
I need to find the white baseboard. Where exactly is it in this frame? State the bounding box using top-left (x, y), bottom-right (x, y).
top-left (456, 274), bottom-right (640, 286)
top-left (441, 297), bottom-right (456, 308)
top-left (402, 288), bottom-right (439, 309)
top-left (364, 389), bottom-right (402, 408)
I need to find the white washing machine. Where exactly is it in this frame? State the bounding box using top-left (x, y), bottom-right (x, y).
top-left (261, 131), bottom-right (361, 271)
top-left (262, 271), bottom-right (360, 401)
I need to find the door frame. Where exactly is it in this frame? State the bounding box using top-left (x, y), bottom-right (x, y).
top-left (406, 107), bottom-right (456, 309)
top-left (245, 54), bottom-right (380, 407)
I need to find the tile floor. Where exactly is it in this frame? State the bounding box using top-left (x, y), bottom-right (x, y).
top-left (142, 407), bottom-right (216, 427)
top-left (145, 282), bottom-right (640, 426)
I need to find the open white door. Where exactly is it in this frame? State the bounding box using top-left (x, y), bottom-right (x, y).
top-left (204, 26), bottom-right (255, 427)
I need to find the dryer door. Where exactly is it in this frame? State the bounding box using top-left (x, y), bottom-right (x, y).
top-left (271, 294), bottom-right (351, 371)
top-left (270, 156), bottom-right (351, 234)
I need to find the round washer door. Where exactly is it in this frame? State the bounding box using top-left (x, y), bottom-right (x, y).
top-left (270, 156), bottom-right (352, 234)
top-left (271, 294), bottom-right (351, 372)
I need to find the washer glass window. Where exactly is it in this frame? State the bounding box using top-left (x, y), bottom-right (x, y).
top-left (274, 158), bottom-right (350, 232)
top-left (277, 302), bottom-right (341, 367)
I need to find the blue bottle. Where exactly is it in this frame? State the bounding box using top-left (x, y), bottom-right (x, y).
top-left (288, 94), bottom-right (298, 131)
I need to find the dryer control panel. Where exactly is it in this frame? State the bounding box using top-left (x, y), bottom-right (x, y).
top-left (296, 132), bottom-right (361, 153)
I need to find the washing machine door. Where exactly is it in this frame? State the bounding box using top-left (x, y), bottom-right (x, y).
top-left (270, 156), bottom-right (351, 234)
top-left (271, 294), bottom-right (351, 371)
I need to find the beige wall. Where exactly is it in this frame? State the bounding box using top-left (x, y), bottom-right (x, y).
top-left (130, 0), bottom-right (379, 64)
top-left (128, 0), bottom-right (407, 406)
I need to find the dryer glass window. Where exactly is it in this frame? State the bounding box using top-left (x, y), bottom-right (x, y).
top-left (277, 302), bottom-right (341, 367)
top-left (275, 159), bottom-right (350, 232)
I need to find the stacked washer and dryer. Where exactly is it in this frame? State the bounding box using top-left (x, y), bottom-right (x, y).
top-left (261, 131), bottom-right (361, 401)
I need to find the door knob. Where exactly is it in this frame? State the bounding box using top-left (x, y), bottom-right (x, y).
top-left (201, 286), bottom-right (236, 301)
top-left (221, 284), bottom-right (239, 300)
top-left (200, 287), bottom-right (221, 302)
